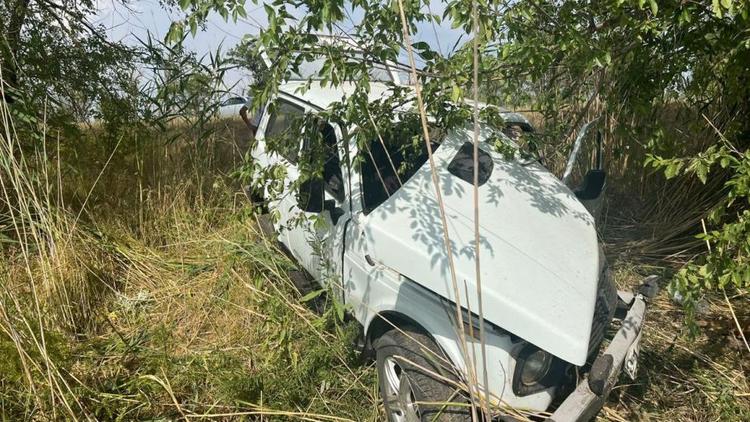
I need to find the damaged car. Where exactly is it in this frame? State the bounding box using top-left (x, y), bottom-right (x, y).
top-left (246, 64), bottom-right (658, 421)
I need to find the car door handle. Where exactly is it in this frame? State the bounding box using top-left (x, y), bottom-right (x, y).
top-left (365, 254), bottom-right (376, 266)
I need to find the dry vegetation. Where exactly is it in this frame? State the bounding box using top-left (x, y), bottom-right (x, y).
top-left (1, 104), bottom-right (748, 421)
top-left (601, 265), bottom-right (749, 421)
top-left (0, 115), bottom-right (379, 420)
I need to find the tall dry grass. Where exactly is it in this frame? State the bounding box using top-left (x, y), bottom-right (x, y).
top-left (0, 96), bottom-right (378, 420)
top-left (0, 86), bottom-right (97, 418)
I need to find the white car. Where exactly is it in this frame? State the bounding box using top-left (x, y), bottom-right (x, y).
top-left (218, 96), bottom-right (248, 118)
top-left (249, 76), bottom-right (657, 421)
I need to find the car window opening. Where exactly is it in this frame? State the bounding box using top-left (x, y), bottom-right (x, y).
top-left (221, 96), bottom-right (246, 106)
top-left (301, 121), bottom-right (345, 203)
top-left (291, 56), bottom-right (394, 83)
top-left (361, 125), bottom-right (444, 214)
top-left (265, 100), bottom-right (306, 164)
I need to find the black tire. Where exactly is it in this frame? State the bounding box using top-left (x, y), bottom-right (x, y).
top-left (374, 326), bottom-right (471, 422)
top-left (243, 184), bottom-right (269, 214)
top-left (256, 213), bottom-right (276, 239)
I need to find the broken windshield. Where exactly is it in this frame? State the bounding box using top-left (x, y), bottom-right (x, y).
top-left (360, 123), bottom-right (445, 214)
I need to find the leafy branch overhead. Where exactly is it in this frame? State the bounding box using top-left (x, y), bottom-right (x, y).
top-left (170, 0), bottom-right (750, 314)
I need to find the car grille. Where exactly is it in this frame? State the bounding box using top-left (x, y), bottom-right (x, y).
top-left (588, 266), bottom-right (618, 357)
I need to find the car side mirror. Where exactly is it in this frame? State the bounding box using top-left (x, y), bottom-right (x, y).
top-left (574, 129), bottom-right (607, 200)
top-left (297, 178), bottom-right (324, 213)
top-left (574, 169), bottom-right (606, 200)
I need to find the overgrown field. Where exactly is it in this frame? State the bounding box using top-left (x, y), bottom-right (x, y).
top-left (1, 114), bottom-right (748, 421)
top-left (0, 119), bottom-right (379, 420)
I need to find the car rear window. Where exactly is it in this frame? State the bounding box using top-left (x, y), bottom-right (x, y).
top-left (447, 142), bottom-right (493, 186)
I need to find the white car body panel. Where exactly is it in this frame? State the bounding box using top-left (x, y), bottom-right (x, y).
top-left (252, 95), bottom-right (324, 277)
top-left (276, 81), bottom-right (401, 109)
top-left (218, 103), bottom-right (244, 118)
top-left (346, 251), bottom-right (555, 409)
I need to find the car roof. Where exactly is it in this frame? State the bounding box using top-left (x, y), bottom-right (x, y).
top-left (277, 80), bottom-right (535, 131)
top-left (278, 80), bottom-right (398, 110)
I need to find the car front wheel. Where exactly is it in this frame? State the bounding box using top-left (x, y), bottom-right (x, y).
top-left (374, 326), bottom-right (470, 422)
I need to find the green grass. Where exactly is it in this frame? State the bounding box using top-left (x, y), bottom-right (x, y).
top-left (63, 221), bottom-right (377, 420)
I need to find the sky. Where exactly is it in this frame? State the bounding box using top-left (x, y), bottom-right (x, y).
top-left (93, 0), bottom-right (464, 95)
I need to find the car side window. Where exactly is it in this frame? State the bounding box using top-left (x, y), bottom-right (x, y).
top-left (221, 96), bottom-right (245, 106)
top-left (300, 121), bottom-right (345, 203)
top-left (361, 140), bottom-right (402, 213)
top-left (265, 99), bottom-right (305, 164)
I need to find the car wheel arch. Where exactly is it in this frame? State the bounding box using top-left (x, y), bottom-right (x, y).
top-left (365, 311), bottom-right (460, 369)
top-left (366, 311), bottom-right (425, 351)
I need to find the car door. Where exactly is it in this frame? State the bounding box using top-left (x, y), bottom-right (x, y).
top-left (254, 97), bottom-right (349, 290)
top-left (340, 137), bottom-right (404, 323)
top-left (315, 131), bottom-right (351, 299)
top-left (561, 119), bottom-right (607, 221)
top-left (291, 120), bottom-right (351, 289)
top-left (253, 95), bottom-right (306, 245)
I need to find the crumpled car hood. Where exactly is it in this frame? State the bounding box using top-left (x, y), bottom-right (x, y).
top-left (363, 128), bottom-right (600, 365)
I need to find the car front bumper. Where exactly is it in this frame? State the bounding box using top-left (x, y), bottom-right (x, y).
top-left (546, 276), bottom-right (658, 422)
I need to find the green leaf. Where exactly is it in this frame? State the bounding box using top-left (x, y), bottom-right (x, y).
top-left (665, 161), bottom-right (683, 179)
top-left (264, 4), bottom-right (275, 20)
top-left (165, 21), bottom-right (184, 44)
top-left (179, 0), bottom-right (191, 10)
top-left (712, 0), bottom-right (723, 18)
top-left (418, 50), bottom-right (437, 61)
top-left (333, 300), bottom-right (345, 321)
top-left (300, 289), bottom-right (324, 302)
top-left (411, 41), bottom-right (430, 51)
top-left (679, 8), bottom-right (692, 24)
top-left (648, 0), bottom-right (658, 15)
top-left (189, 18), bottom-right (198, 37)
top-left (451, 84), bottom-right (462, 102)
top-left (501, 44), bottom-right (511, 59)
top-left (696, 164), bottom-right (708, 184)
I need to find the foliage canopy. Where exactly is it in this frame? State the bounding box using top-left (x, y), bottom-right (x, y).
top-left (171, 0), bottom-right (750, 314)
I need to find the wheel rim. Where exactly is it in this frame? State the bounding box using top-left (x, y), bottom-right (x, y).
top-left (383, 356), bottom-right (420, 422)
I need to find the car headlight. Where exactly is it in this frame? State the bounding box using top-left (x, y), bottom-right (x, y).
top-left (520, 348), bottom-right (553, 386)
top-left (512, 345), bottom-right (564, 396)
